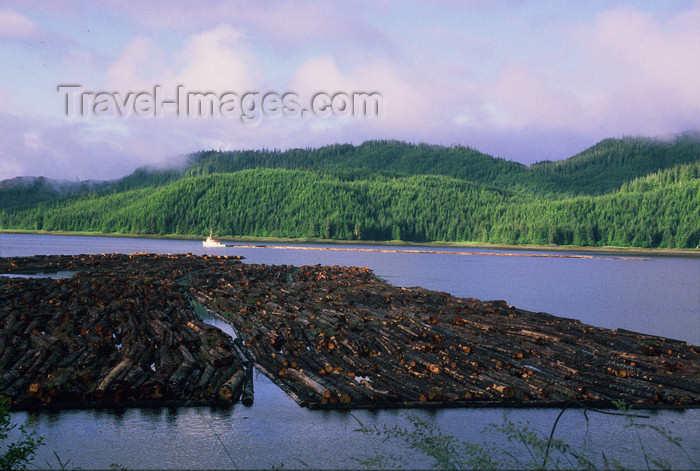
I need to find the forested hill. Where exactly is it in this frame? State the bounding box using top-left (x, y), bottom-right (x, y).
top-left (184, 133), bottom-right (700, 196)
top-left (0, 133), bottom-right (698, 249)
top-left (529, 132), bottom-right (700, 194)
top-left (0, 176), bottom-right (102, 211)
top-left (185, 141), bottom-right (529, 192)
top-left (2, 133), bottom-right (698, 203)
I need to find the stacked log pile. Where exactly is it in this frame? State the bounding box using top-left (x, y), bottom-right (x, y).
top-left (185, 263), bottom-right (700, 409)
top-left (0, 253), bottom-right (248, 409)
top-left (1, 253), bottom-right (699, 411)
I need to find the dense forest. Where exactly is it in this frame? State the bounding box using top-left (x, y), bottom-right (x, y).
top-left (1, 133), bottom-right (698, 249)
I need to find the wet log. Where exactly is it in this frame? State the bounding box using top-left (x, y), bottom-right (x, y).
top-left (24, 348), bottom-right (51, 377)
top-left (144, 383), bottom-right (164, 400)
top-left (116, 365), bottom-right (149, 395)
top-left (57, 347), bottom-right (87, 368)
top-left (241, 366), bottom-right (254, 406)
top-left (197, 364), bottom-right (216, 389)
top-left (283, 368), bottom-right (330, 399)
top-left (178, 345), bottom-right (196, 365)
top-left (168, 362), bottom-right (195, 391)
top-left (218, 369), bottom-right (245, 401)
top-left (0, 347), bottom-right (17, 370)
top-left (208, 364), bottom-right (240, 396)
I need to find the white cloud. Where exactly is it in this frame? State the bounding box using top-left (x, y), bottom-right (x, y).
top-left (0, 10), bottom-right (40, 40)
top-left (0, 86), bottom-right (10, 108)
top-left (174, 24), bottom-right (259, 91)
top-left (105, 37), bottom-right (168, 91)
top-left (576, 5), bottom-right (700, 134)
top-left (2, 2), bottom-right (699, 180)
top-left (288, 55), bottom-right (458, 139)
top-left (460, 3), bottom-right (700, 140)
top-left (483, 65), bottom-right (584, 131)
top-left (106, 24), bottom-right (258, 93)
top-left (0, 113), bottom-right (190, 181)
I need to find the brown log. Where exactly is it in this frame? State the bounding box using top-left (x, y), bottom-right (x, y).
top-left (0, 347), bottom-right (17, 370)
top-left (178, 345), bottom-right (196, 365)
top-left (477, 374), bottom-right (515, 399)
top-left (2, 253), bottom-right (698, 410)
top-left (283, 368), bottom-right (329, 399)
top-left (28, 382), bottom-right (42, 399)
top-left (218, 369), bottom-right (245, 401)
top-left (94, 358), bottom-right (131, 398)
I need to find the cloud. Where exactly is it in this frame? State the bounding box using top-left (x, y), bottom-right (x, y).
top-left (455, 3), bottom-right (700, 146)
top-left (0, 10), bottom-right (40, 40)
top-left (482, 65), bottom-right (584, 131)
top-left (174, 24), bottom-right (259, 91)
top-left (577, 5), bottom-right (700, 134)
top-left (287, 54), bottom-right (468, 143)
top-left (0, 86), bottom-right (10, 108)
top-left (0, 113), bottom-right (192, 181)
top-left (2, 2), bottom-right (699, 180)
top-left (94, 0), bottom-right (396, 55)
top-left (105, 24), bottom-right (258, 93)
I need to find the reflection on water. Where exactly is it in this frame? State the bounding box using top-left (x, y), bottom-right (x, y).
top-left (197, 310), bottom-right (237, 338)
top-left (0, 270), bottom-right (78, 279)
top-left (17, 386), bottom-right (700, 469)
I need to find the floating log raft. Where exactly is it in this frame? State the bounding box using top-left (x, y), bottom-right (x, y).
top-left (1, 253), bottom-right (699, 411)
top-left (0, 253), bottom-right (249, 410)
top-left (183, 262), bottom-right (700, 409)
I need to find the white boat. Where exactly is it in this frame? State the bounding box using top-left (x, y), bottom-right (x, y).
top-left (203, 230), bottom-right (226, 248)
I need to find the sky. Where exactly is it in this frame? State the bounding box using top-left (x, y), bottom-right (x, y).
top-left (0, 0), bottom-right (698, 181)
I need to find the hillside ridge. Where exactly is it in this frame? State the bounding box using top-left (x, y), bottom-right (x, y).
top-left (1, 133), bottom-right (698, 249)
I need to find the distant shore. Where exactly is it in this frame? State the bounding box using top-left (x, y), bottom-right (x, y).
top-left (2, 229), bottom-right (698, 258)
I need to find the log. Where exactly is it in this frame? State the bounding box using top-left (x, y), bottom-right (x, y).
top-left (197, 364), bottom-right (216, 389)
top-left (57, 348), bottom-right (87, 368)
top-left (283, 368), bottom-right (329, 399)
top-left (218, 369), bottom-right (245, 401)
top-left (168, 362), bottom-right (195, 391)
top-left (116, 365), bottom-right (149, 394)
top-left (0, 347), bottom-right (16, 370)
top-left (140, 380), bottom-right (164, 400)
top-left (241, 366), bottom-right (254, 406)
top-left (478, 374), bottom-right (515, 399)
top-left (178, 345), bottom-right (196, 365)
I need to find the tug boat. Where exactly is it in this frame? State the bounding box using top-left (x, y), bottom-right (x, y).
top-left (203, 230), bottom-right (226, 248)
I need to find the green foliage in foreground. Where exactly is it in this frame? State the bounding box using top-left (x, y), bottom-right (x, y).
top-left (353, 402), bottom-right (698, 470)
top-left (0, 394), bottom-right (44, 471)
top-left (1, 161), bottom-right (698, 249)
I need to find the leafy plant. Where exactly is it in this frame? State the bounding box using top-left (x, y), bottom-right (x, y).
top-left (0, 393), bottom-right (44, 470)
top-left (45, 450), bottom-right (82, 470)
top-left (353, 401), bottom-right (698, 470)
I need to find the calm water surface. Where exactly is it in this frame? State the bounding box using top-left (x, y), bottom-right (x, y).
top-left (2, 234), bottom-right (699, 469)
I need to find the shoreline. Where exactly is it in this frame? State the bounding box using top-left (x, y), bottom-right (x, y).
top-left (2, 229), bottom-right (699, 258)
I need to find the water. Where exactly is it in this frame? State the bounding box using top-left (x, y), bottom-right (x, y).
top-left (0, 270), bottom-right (78, 279)
top-left (2, 233), bottom-right (699, 469)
